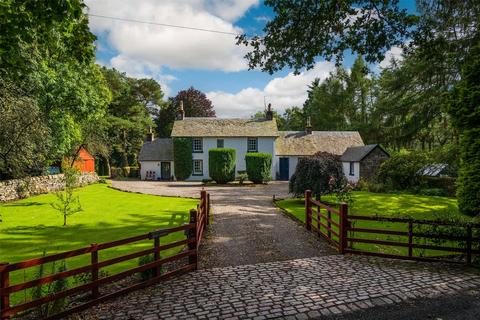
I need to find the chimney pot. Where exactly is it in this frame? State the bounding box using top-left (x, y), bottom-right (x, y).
top-left (265, 103), bottom-right (273, 120)
top-left (146, 126), bottom-right (154, 142)
top-left (177, 100), bottom-right (185, 120)
top-left (305, 116), bottom-right (312, 134)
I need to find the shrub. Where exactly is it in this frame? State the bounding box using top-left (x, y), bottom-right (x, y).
top-left (289, 152), bottom-right (346, 197)
top-left (208, 148), bottom-right (236, 184)
top-left (31, 253), bottom-right (68, 317)
top-left (119, 166), bottom-right (139, 178)
top-left (245, 153), bottom-right (272, 184)
top-left (421, 176), bottom-right (456, 197)
top-left (173, 138), bottom-right (193, 180)
top-left (138, 254), bottom-right (156, 281)
top-left (110, 167), bottom-right (123, 178)
top-left (237, 173), bottom-right (248, 185)
top-left (377, 150), bottom-right (429, 190)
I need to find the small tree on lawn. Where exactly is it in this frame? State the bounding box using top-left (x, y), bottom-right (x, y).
top-left (51, 166), bottom-right (82, 226)
top-left (289, 152), bottom-right (346, 198)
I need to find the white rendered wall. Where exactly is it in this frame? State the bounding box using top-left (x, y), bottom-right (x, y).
top-left (140, 161), bottom-right (174, 180)
top-left (274, 156), bottom-right (299, 180)
top-left (342, 161), bottom-right (360, 183)
top-left (188, 137), bottom-right (276, 181)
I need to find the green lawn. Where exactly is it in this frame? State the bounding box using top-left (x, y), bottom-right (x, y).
top-left (0, 183), bottom-right (198, 304)
top-left (276, 191), bottom-right (475, 258)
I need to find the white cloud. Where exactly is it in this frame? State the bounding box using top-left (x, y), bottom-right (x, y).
top-left (207, 61), bottom-right (335, 118)
top-left (107, 55), bottom-right (177, 96)
top-left (379, 46), bottom-right (404, 69)
top-left (85, 0), bottom-right (255, 72)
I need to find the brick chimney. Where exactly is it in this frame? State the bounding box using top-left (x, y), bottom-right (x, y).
top-left (146, 126), bottom-right (154, 142)
top-left (305, 116), bottom-right (312, 134)
top-left (177, 100), bottom-right (185, 120)
top-left (265, 103), bottom-right (273, 120)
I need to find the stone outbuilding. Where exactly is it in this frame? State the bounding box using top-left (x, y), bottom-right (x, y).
top-left (340, 144), bottom-right (390, 183)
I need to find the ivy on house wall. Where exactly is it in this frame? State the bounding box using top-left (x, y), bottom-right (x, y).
top-left (173, 138), bottom-right (193, 180)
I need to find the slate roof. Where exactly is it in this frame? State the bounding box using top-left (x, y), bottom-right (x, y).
top-left (420, 163), bottom-right (448, 177)
top-left (171, 118), bottom-right (279, 137)
top-left (275, 131), bottom-right (364, 156)
top-left (138, 138), bottom-right (173, 161)
top-left (340, 144), bottom-right (387, 162)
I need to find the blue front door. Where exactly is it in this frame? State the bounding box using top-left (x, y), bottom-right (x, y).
top-left (279, 158), bottom-right (289, 180)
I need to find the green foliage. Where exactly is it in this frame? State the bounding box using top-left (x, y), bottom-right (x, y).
top-left (101, 67), bottom-right (159, 167)
top-left (208, 148), bottom-right (236, 184)
top-left (237, 0), bottom-right (417, 73)
top-left (51, 166), bottom-right (82, 226)
top-left (173, 138), bottom-right (193, 180)
top-left (448, 36), bottom-right (480, 216)
top-left (377, 151), bottom-right (429, 190)
top-left (31, 253), bottom-right (68, 318)
top-left (0, 1), bottom-right (111, 175)
top-left (0, 78), bottom-right (50, 179)
top-left (245, 153), bottom-right (272, 184)
top-left (289, 152), bottom-right (345, 197)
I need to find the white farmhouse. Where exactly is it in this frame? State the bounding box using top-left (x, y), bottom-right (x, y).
top-left (138, 105), bottom-right (367, 181)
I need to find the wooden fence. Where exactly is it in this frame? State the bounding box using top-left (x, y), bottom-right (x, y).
top-left (305, 190), bottom-right (480, 264)
top-left (0, 190), bottom-right (211, 320)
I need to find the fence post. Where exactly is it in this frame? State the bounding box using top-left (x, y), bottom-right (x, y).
top-left (153, 236), bottom-right (161, 277)
top-left (188, 209), bottom-right (198, 270)
top-left (90, 244), bottom-right (99, 299)
top-left (467, 225), bottom-right (472, 265)
top-left (408, 221), bottom-right (413, 258)
top-left (201, 190), bottom-right (207, 230)
top-left (206, 193), bottom-right (211, 225)
top-left (339, 203), bottom-right (348, 254)
top-left (0, 263), bottom-right (9, 320)
top-left (305, 190), bottom-right (312, 231)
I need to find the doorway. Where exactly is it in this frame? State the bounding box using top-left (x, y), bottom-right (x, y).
top-left (279, 158), bottom-right (289, 180)
top-left (161, 162), bottom-right (171, 180)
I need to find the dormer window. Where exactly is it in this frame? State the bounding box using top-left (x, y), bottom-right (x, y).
top-left (247, 138), bottom-right (258, 152)
top-left (193, 138), bottom-right (203, 153)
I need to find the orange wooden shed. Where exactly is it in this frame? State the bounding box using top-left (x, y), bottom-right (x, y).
top-left (73, 147), bottom-right (95, 173)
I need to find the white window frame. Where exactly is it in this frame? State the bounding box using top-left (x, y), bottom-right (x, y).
top-left (349, 162), bottom-right (355, 176)
top-left (193, 159), bottom-right (203, 176)
top-left (193, 138), bottom-right (203, 153)
top-left (217, 139), bottom-right (224, 148)
top-left (247, 137), bottom-right (258, 152)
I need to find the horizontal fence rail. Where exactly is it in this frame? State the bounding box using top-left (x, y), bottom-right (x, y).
top-left (0, 190), bottom-right (211, 320)
top-left (304, 189), bottom-right (480, 265)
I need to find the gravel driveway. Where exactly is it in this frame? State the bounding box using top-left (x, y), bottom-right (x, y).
top-left (111, 180), bottom-right (336, 268)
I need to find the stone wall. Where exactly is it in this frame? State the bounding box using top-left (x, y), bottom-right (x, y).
top-left (0, 173), bottom-right (98, 202)
top-left (360, 147), bottom-right (389, 181)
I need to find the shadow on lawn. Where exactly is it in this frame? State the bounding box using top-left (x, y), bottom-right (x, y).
top-left (3, 201), bottom-right (46, 207)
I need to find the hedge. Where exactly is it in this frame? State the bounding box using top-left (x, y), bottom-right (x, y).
top-left (245, 153), bottom-right (272, 184)
top-left (208, 148), bottom-right (236, 184)
top-left (173, 138), bottom-right (193, 180)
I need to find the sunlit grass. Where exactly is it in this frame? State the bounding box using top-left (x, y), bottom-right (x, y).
top-left (0, 183), bottom-right (198, 304)
top-left (276, 192), bottom-right (476, 258)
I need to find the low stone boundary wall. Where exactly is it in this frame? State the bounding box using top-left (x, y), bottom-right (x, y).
top-left (0, 173), bottom-right (98, 202)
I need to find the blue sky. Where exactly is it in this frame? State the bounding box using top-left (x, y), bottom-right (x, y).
top-left (87, 0), bottom-right (416, 117)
